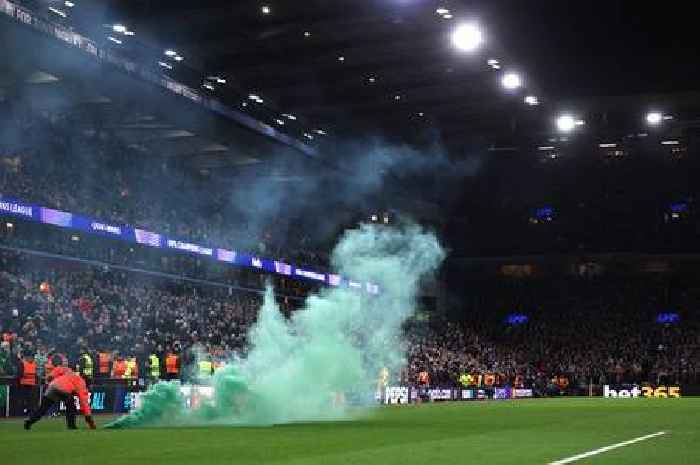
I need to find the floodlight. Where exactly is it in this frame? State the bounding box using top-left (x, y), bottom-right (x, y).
top-left (646, 111), bottom-right (663, 126)
top-left (556, 115), bottom-right (576, 132)
top-left (501, 72), bottom-right (522, 90)
top-left (452, 23), bottom-right (483, 52)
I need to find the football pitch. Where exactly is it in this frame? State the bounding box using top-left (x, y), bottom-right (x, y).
top-left (2, 398), bottom-right (698, 464)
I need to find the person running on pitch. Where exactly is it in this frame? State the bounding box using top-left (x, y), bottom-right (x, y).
top-left (24, 368), bottom-right (96, 430)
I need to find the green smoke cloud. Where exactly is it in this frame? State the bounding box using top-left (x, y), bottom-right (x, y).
top-left (106, 223), bottom-right (444, 429)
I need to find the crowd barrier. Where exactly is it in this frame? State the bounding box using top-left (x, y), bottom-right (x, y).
top-left (0, 377), bottom-right (141, 417)
top-left (3, 379), bottom-right (697, 417)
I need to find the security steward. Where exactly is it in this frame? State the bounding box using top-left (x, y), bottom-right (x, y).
top-left (146, 352), bottom-right (161, 385)
top-left (25, 368), bottom-right (96, 431)
top-left (77, 349), bottom-right (94, 385)
top-left (17, 352), bottom-right (38, 415)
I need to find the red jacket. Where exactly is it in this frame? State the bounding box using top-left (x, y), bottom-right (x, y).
top-left (50, 372), bottom-right (92, 415)
top-left (47, 366), bottom-right (72, 383)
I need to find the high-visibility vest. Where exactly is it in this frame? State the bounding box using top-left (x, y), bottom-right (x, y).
top-left (98, 352), bottom-right (111, 374)
top-left (458, 373), bottom-right (471, 387)
top-left (149, 354), bottom-right (160, 378)
top-left (20, 361), bottom-right (37, 386)
top-left (484, 374), bottom-right (496, 386)
top-left (198, 361), bottom-right (213, 378)
top-left (124, 358), bottom-right (138, 379)
top-left (165, 354), bottom-right (179, 374)
top-left (79, 353), bottom-right (93, 377)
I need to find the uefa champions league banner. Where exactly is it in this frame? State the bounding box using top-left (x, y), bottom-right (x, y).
top-left (0, 196), bottom-right (379, 294)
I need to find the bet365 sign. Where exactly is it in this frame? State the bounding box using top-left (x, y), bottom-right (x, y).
top-left (603, 385), bottom-right (681, 398)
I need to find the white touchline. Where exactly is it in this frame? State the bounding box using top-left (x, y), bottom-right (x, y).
top-left (548, 431), bottom-right (667, 464)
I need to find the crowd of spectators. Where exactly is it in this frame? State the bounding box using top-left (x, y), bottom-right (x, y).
top-left (0, 249), bottom-right (277, 376)
top-left (405, 276), bottom-right (700, 390)
top-left (0, 103), bottom-right (329, 270)
top-left (2, 248), bottom-right (698, 392)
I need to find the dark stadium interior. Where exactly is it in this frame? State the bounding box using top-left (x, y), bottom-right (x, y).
top-left (1, 2), bottom-right (700, 460)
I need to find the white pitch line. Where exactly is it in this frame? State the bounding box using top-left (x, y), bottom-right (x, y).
top-left (548, 431), bottom-right (667, 464)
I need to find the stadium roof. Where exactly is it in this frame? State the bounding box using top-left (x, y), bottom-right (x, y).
top-left (100, 0), bottom-right (700, 151)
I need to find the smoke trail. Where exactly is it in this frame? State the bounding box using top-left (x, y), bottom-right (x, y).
top-left (106, 223), bottom-right (444, 428)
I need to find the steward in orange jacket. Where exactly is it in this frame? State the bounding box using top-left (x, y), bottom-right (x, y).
top-left (25, 369), bottom-right (96, 430)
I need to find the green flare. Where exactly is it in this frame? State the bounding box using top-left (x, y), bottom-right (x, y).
top-left (106, 224), bottom-right (444, 429)
top-left (104, 382), bottom-right (183, 429)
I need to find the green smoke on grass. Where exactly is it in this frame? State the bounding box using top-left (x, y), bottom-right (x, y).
top-left (105, 223), bottom-right (444, 428)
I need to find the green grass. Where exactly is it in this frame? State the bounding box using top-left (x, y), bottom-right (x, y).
top-left (2, 398), bottom-right (698, 464)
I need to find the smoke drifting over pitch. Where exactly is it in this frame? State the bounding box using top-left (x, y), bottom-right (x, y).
top-left (107, 223), bottom-right (444, 428)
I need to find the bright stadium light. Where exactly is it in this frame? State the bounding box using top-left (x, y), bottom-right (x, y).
top-left (107, 36), bottom-right (122, 45)
top-left (556, 114), bottom-right (576, 132)
top-left (436, 7), bottom-right (449, 15)
top-left (443, 14), bottom-right (453, 19)
top-left (174, 56), bottom-right (184, 62)
top-left (164, 50), bottom-right (177, 57)
top-left (524, 95), bottom-right (539, 106)
top-left (452, 23), bottom-right (483, 52)
top-left (261, 5), bottom-right (271, 14)
top-left (112, 24), bottom-right (127, 33)
top-left (501, 72), bottom-right (522, 90)
top-left (64, 1), bottom-right (75, 7)
top-left (646, 111), bottom-right (663, 126)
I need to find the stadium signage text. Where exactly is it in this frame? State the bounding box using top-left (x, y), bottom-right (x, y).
top-left (91, 222), bottom-right (122, 235)
top-left (295, 269), bottom-right (326, 282)
top-left (603, 385), bottom-right (681, 398)
top-left (166, 240), bottom-right (214, 256)
top-left (0, 200), bottom-right (32, 217)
